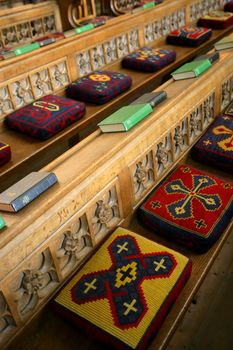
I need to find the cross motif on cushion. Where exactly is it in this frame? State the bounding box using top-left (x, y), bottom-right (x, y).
top-left (138, 165), bottom-right (233, 252)
top-left (54, 227), bottom-right (192, 350)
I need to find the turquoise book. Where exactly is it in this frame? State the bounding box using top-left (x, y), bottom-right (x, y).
top-left (171, 59), bottom-right (212, 80)
top-left (13, 42), bottom-right (40, 56)
top-left (98, 103), bottom-right (153, 132)
top-left (0, 215), bottom-right (5, 230)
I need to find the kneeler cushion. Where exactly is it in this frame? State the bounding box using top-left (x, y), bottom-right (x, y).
top-left (138, 165), bottom-right (233, 252)
top-left (0, 141), bottom-right (11, 166)
top-left (197, 11), bottom-right (233, 29)
top-left (5, 95), bottom-right (86, 140)
top-left (192, 115), bottom-right (233, 171)
top-left (66, 70), bottom-right (132, 105)
top-left (166, 26), bottom-right (212, 47)
top-left (121, 47), bottom-right (176, 72)
top-left (53, 227), bottom-right (192, 350)
top-left (224, 1), bottom-right (233, 12)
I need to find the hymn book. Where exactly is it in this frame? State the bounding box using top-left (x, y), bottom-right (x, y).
top-left (0, 172), bottom-right (58, 212)
top-left (98, 103), bottom-right (153, 132)
top-left (171, 59), bottom-right (211, 80)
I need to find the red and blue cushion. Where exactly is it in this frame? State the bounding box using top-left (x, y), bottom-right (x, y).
top-left (5, 95), bottom-right (86, 140)
top-left (192, 115), bottom-right (233, 171)
top-left (138, 165), bottom-right (233, 252)
top-left (0, 141), bottom-right (11, 166)
top-left (66, 70), bottom-right (132, 105)
top-left (121, 47), bottom-right (176, 72)
top-left (166, 26), bottom-right (212, 47)
top-left (197, 11), bottom-right (233, 29)
top-left (53, 227), bottom-right (192, 350)
top-left (224, 1), bottom-right (233, 12)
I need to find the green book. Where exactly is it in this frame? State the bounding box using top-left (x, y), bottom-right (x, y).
top-left (98, 103), bottom-right (153, 132)
top-left (75, 23), bottom-right (94, 34)
top-left (214, 35), bottom-right (233, 51)
top-left (0, 215), bottom-right (6, 230)
top-left (171, 59), bottom-right (212, 80)
top-left (143, 2), bottom-right (155, 9)
top-left (13, 42), bottom-right (40, 56)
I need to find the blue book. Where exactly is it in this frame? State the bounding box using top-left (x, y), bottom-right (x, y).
top-left (0, 172), bottom-right (58, 212)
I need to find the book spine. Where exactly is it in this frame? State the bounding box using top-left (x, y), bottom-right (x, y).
top-left (143, 2), bottom-right (155, 9)
top-left (75, 24), bottom-right (94, 34)
top-left (11, 173), bottom-right (58, 212)
top-left (13, 43), bottom-right (40, 56)
top-left (150, 91), bottom-right (167, 108)
top-left (124, 104), bottom-right (153, 130)
top-left (209, 51), bottom-right (220, 64)
top-left (0, 215), bottom-right (6, 229)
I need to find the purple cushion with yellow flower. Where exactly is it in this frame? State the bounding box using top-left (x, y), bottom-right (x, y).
top-left (192, 115), bottom-right (233, 171)
top-left (166, 26), bottom-right (212, 47)
top-left (66, 70), bottom-right (132, 105)
top-left (138, 165), bottom-right (233, 252)
top-left (5, 95), bottom-right (86, 140)
top-left (0, 141), bottom-right (11, 166)
top-left (122, 47), bottom-right (176, 72)
top-left (197, 11), bottom-right (233, 29)
top-left (53, 227), bottom-right (192, 350)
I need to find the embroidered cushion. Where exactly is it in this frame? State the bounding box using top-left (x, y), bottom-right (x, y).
top-left (192, 115), bottom-right (233, 171)
top-left (138, 165), bottom-right (233, 252)
top-left (66, 70), bottom-right (132, 105)
top-left (121, 47), bottom-right (176, 72)
top-left (166, 26), bottom-right (212, 47)
top-left (53, 227), bottom-right (192, 350)
top-left (224, 1), bottom-right (233, 12)
top-left (197, 11), bottom-right (233, 29)
top-left (0, 141), bottom-right (11, 166)
top-left (5, 95), bottom-right (86, 140)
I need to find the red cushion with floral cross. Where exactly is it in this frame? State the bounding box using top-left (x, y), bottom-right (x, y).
top-left (138, 165), bottom-right (233, 252)
top-left (0, 141), bottom-right (11, 166)
top-left (121, 47), bottom-right (176, 72)
top-left (224, 1), bottom-right (233, 12)
top-left (53, 227), bottom-right (191, 350)
top-left (5, 95), bottom-right (86, 140)
top-left (166, 26), bottom-right (212, 47)
top-left (192, 115), bottom-right (233, 171)
top-left (197, 11), bottom-right (233, 29)
top-left (66, 70), bottom-right (132, 105)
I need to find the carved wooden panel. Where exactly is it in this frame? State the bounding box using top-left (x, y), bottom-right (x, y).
top-left (189, 0), bottom-right (222, 22)
top-left (130, 150), bottom-right (156, 203)
top-left (55, 214), bottom-right (93, 278)
top-left (144, 9), bottom-right (185, 44)
top-left (90, 45), bottom-right (106, 70)
top-left (0, 291), bottom-right (16, 345)
top-left (103, 39), bottom-right (117, 64)
top-left (221, 75), bottom-right (233, 111)
top-left (0, 15), bottom-right (57, 47)
top-left (172, 118), bottom-right (189, 160)
top-left (155, 134), bottom-right (173, 177)
top-left (128, 29), bottom-right (139, 52)
top-left (89, 184), bottom-right (122, 243)
top-left (76, 51), bottom-right (92, 77)
top-left (9, 249), bottom-right (59, 320)
top-left (0, 59), bottom-right (70, 122)
top-left (116, 34), bottom-right (129, 58)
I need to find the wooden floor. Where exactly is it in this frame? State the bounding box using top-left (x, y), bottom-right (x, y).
top-left (7, 228), bottom-right (233, 350)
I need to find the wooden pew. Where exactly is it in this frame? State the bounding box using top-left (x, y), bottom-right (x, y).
top-left (1, 48), bottom-right (232, 350)
top-left (0, 0), bottom-right (232, 191)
